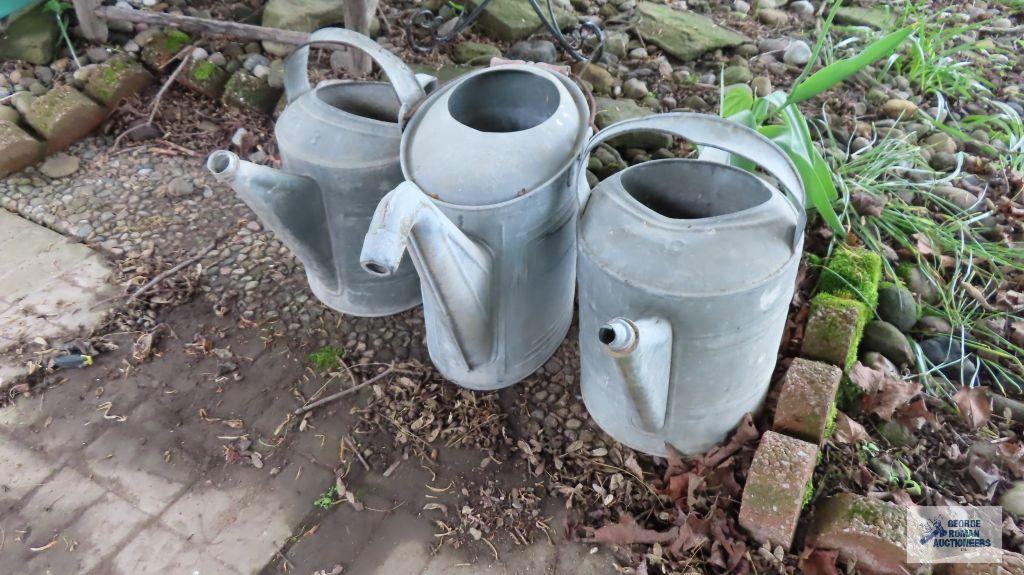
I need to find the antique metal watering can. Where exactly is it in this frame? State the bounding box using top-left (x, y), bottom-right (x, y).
top-left (573, 113), bottom-right (806, 456)
top-left (360, 65), bottom-right (590, 390)
top-left (207, 28), bottom-right (434, 317)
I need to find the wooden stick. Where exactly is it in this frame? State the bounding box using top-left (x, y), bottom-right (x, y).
top-left (293, 367), bottom-right (394, 415)
top-left (96, 6), bottom-right (311, 45)
top-left (73, 0), bottom-right (108, 43)
top-left (129, 236), bottom-right (218, 300)
top-left (992, 392), bottom-right (1024, 423)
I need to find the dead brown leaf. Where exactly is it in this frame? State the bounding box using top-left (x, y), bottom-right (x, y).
top-left (704, 413), bottom-right (759, 469)
top-left (952, 386), bottom-right (992, 429)
top-left (798, 547), bottom-right (841, 575)
top-left (831, 412), bottom-right (870, 444)
top-left (850, 362), bottom-right (921, 420)
top-left (593, 514), bottom-right (678, 546)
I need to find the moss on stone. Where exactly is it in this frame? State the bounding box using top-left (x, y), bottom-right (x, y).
top-left (165, 29), bottom-right (191, 53)
top-left (802, 477), bottom-right (815, 508)
top-left (806, 293), bottom-right (870, 370)
top-left (85, 56), bottom-right (151, 106)
top-left (822, 401), bottom-right (838, 438)
top-left (818, 246), bottom-right (883, 310)
top-left (191, 60), bottom-right (217, 81)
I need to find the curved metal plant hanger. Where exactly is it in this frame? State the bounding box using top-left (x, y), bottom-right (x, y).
top-left (405, 0), bottom-right (604, 62)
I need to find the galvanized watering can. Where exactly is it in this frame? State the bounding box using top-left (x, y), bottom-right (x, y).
top-left (360, 65), bottom-right (590, 390)
top-left (573, 113), bottom-right (806, 456)
top-left (207, 28), bottom-right (434, 317)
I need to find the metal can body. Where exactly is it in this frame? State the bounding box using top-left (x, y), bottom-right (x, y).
top-left (276, 80), bottom-right (421, 316)
top-left (578, 161), bottom-right (801, 455)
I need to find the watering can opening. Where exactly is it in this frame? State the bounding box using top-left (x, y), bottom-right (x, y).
top-left (206, 150), bottom-right (237, 178)
top-left (447, 70), bottom-right (561, 133)
top-left (619, 160), bottom-right (774, 220)
top-left (315, 82), bottom-right (401, 124)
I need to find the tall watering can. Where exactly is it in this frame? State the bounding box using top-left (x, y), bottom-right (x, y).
top-left (359, 66), bottom-right (590, 390)
top-left (207, 28), bottom-right (433, 317)
top-left (574, 113), bottom-right (806, 456)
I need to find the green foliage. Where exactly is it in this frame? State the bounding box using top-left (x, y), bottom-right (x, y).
top-left (43, 0), bottom-right (79, 68)
top-left (313, 486), bottom-right (338, 509)
top-left (308, 346), bottom-right (346, 372)
top-left (191, 60), bottom-right (218, 81)
top-left (717, 1), bottom-right (912, 236)
top-left (817, 246), bottom-right (883, 310)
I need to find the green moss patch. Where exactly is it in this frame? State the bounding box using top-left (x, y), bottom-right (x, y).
top-left (801, 293), bottom-right (870, 370)
top-left (165, 29), bottom-right (191, 53)
top-left (818, 246), bottom-right (883, 310)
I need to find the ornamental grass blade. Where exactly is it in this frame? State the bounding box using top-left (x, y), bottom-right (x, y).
top-left (789, 27), bottom-right (913, 106)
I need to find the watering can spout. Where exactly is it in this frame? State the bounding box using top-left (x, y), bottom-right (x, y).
top-left (600, 317), bottom-right (673, 432)
top-left (206, 150), bottom-right (336, 286)
top-left (361, 182), bottom-right (494, 369)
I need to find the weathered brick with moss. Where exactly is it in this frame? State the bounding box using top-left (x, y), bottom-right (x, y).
top-left (801, 293), bottom-right (869, 369)
top-left (178, 60), bottom-right (230, 99)
top-left (818, 246), bottom-right (883, 310)
top-left (141, 30), bottom-right (192, 70)
top-left (24, 86), bottom-right (105, 153)
top-left (806, 494), bottom-right (911, 575)
top-left (774, 358), bottom-right (842, 445)
top-left (85, 55), bottom-right (154, 108)
top-left (738, 431), bottom-right (818, 550)
top-left (0, 119), bottom-right (44, 177)
top-left (222, 70), bottom-right (282, 114)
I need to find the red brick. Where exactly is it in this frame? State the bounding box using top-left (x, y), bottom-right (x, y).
top-left (24, 86), bottom-right (105, 153)
top-left (0, 119), bottom-right (44, 177)
top-left (806, 493), bottom-right (909, 575)
top-left (738, 431), bottom-right (818, 550)
top-left (774, 358), bottom-right (842, 445)
top-left (936, 551), bottom-right (1024, 575)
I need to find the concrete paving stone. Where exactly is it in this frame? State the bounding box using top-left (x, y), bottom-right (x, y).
top-left (273, 495), bottom-right (389, 574)
top-left (550, 539), bottom-right (618, 574)
top-left (161, 459), bottom-right (333, 573)
top-left (1, 466), bottom-right (108, 557)
top-left (76, 403), bottom-right (200, 515)
top-left (422, 542), bottom-right (556, 575)
top-left (107, 523), bottom-right (242, 575)
top-left (344, 508), bottom-right (438, 575)
top-left (20, 491), bottom-right (150, 574)
top-left (0, 210), bottom-right (114, 383)
top-left (0, 435), bottom-right (56, 515)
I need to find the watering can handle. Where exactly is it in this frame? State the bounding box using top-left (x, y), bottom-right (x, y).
top-left (572, 113), bottom-right (806, 252)
top-left (283, 27), bottom-right (427, 121)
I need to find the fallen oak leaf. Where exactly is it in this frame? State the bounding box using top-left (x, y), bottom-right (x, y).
top-left (668, 512), bottom-right (709, 555)
top-left (704, 413), bottom-right (759, 468)
top-left (831, 411), bottom-right (870, 444)
top-left (592, 514), bottom-right (678, 546)
top-left (952, 386), bottom-right (992, 429)
top-left (798, 547), bottom-right (841, 575)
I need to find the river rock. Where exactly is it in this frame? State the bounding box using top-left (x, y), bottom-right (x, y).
top-left (574, 63), bottom-right (616, 95)
top-left (835, 6), bottom-right (892, 29)
top-left (594, 97), bottom-right (672, 150)
top-left (883, 99), bottom-right (918, 119)
top-left (39, 153), bottom-right (80, 178)
top-left (900, 265), bottom-right (939, 304)
top-left (261, 0), bottom-right (347, 56)
top-left (758, 9), bottom-right (789, 26)
top-left (465, 0), bottom-right (576, 42)
top-left (0, 106), bottom-right (18, 124)
top-left (783, 40), bottom-right (812, 66)
top-left (919, 336), bottom-right (977, 383)
top-left (635, 3), bottom-right (749, 62)
top-left (179, 60), bottom-right (230, 99)
top-left (914, 315), bottom-right (952, 335)
top-left (876, 284), bottom-right (918, 332)
top-left (722, 65), bottom-right (752, 85)
top-left (0, 4), bottom-right (60, 65)
top-left (453, 42), bottom-right (501, 65)
top-left (222, 70), bottom-right (282, 114)
top-left (931, 185), bottom-right (980, 212)
top-left (861, 320), bottom-right (915, 367)
top-left (622, 78), bottom-right (649, 100)
top-left (507, 39), bottom-right (558, 64)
